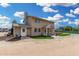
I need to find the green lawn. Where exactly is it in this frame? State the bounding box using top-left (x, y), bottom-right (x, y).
top-left (58, 33), bottom-right (70, 36)
top-left (64, 31), bottom-right (79, 34)
top-left (31, 35), bottom-right (54, 39)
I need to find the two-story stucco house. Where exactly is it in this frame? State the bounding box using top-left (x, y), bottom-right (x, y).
top-left (12, 13), bottom-right (55, 37)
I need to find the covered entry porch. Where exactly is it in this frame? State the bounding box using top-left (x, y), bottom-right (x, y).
top-left (41, 24), bottom-right (54, 36)
top-left (13, 24), bottom-right (31, 37)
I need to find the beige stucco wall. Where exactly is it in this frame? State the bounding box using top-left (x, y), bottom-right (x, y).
top-left (21, 27), bottom-right (27, 37)
top-left (13, 26), bottom-right (21, 37)
top-left (27, 17), bottom-right (54, 36)
top-left (13, 26), bottom-right (28, 37)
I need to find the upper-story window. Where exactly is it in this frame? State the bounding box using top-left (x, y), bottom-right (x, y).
top-left (35, 19), bottom-right (40, 23)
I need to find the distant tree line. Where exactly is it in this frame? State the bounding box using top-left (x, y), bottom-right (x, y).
top-left (56, 26), bottom-right (79, 32)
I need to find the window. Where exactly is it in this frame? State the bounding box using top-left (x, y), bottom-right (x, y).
top-left (34, 28), bottom-right (41, 32)
top-left (34, 28), bottom-right (37, 32)
top-left (38, 28), bottom-right (41, 32)
top-left (22, 28), bottom-right (25, 32)
top-left (45, 29), bottom-right (46, 33)
top-left (35, 19), bottom-right (40, 23)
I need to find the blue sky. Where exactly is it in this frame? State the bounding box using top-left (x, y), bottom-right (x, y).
top-left (0, 3), bottom-right (79, 28)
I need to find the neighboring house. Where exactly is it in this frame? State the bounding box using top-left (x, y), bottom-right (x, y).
top-left (0, 28), bottom-right (9, 32)
top-left (12, 13), bottom-right (55, 37)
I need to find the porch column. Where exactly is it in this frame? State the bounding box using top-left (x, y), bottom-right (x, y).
top-left (46, 28), bottom-right (48, 36)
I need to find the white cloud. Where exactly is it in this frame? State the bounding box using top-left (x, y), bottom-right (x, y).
top-left (36, 3), bottom-right (52, 7)
top-left (14, 11), bottom-right (24, 18)
top-left (0, 15), bottom-right (10, 22)
top-left (70, 9), bottom-right (74, 13)
top-left (0, 3), bottom-right (10, 8)
top-left (54, 3), bottom-right (77, 7)
top-left (74, 22), bottom-right (79, 26)
top-left (62, 18), bottom-right (69, 22)
top-left (68, 19), bottom-right (79, 26)
top-left (54, 19), bottom-right (65, 29)
top-left (66, 13), bottom-right (75, 17)
top-left (46, 14), bottom-right (63, 22)
top-left (68, 21), bottom-right (74, 24)
top-left (47, 16), bottom-right (59, 22)
top-left (70, 8), bottom-right (79, 14)
top-left (43, 7), bottom-right (58, 12)
top-left (54, 22), bottom-right (60, 29)
top-left (0, 15), bottom-right (11, 28)
top-left (62, 18), bottom-right (78, 25)
top-left (74, 8), bottom-right (79, 14)
top-left (36, 3), bottom-right (58, 13)
top-left (43, 14), bottom-right (63, 29)
top-left (74, 19), bottom-right (79, 25)
top-left (14, 11), bottom-right (25, 23)
top-left (53, 14), bottom-right (64, 19)
top-left (58, 18), bottom-right (71, 24)
top-left (20, 19), bottom-right (24, 23)
top-left (36, 3), bottom-right (77, 7)
top-left (36, 3), bottom-right (77, 13)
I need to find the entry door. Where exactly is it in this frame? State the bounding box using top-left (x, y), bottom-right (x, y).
top-left (21, 27), bottom-right (27, 36)
top-left (47, 28), bottom-right (50, 35)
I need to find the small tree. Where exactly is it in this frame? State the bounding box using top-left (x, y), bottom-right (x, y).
top-left (12, 20), bottom-right (17, 24)
top-left (64, 26), bottom-right (73, 31)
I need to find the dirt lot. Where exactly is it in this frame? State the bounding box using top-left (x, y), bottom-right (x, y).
top-left (0, 32), bottom-right (79, 56)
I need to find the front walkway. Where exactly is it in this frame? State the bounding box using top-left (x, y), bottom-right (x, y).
top-left (0, 33), bottom-right (79, 55)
